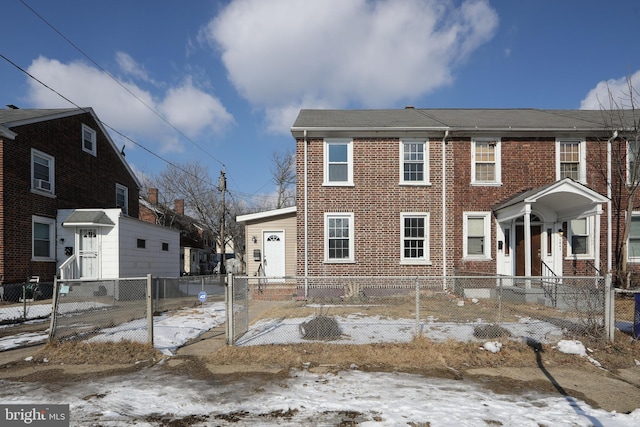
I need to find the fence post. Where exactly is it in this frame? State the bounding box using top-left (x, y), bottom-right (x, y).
top-left (48, 278), bottom-right (60, 343)
top-left (415, 277), bottom-right (420, 336)
top-left (226, 274), bottom-right (235, 345)
top-left (147, 274), bottom-right (154, 346)
top-left (604, 274), bottom-right (614, 342)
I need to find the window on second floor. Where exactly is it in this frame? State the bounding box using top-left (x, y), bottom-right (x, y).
top-left (82, 124), bottom-right (97, 156)
top-left (324, 139), bottom-right (353, 186)
top-left (628, 138), bottom-right (640, 184)
top-left (116, 184), bottom-right (128, 215)
top-left (557, 139), bottom-right (586, 182)
top-left (31, 149), bottom-right (54, 195)
top-left (471, 139), bottom-right (501, 185)
top-left (400, 139), bottom-right (429, 185)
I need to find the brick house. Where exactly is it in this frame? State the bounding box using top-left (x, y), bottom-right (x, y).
top-left (0, 107), bottom-right (179, 294)
top-left (139, 188), bottom-right (216, 275)
top-left (291, 108), bottom-right (639, 283)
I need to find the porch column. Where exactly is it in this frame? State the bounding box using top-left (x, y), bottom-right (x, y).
top-left (594, 205), bottom-right (602, 275)
top-left (524, 205), bottom-right (532, 282)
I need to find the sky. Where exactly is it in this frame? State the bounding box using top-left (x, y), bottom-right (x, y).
top-left (2, 300), bottom-right (640, 425)
top-left (2, 0), bottom-right (640, 208)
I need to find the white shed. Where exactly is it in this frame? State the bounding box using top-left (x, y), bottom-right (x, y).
top-left (57, 208), bottom-right (180, 279)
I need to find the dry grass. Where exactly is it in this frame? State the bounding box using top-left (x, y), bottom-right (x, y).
top-left (33, 340), bottom-right (162, 365)
top-left (209, 333), bottom-right (640, 375)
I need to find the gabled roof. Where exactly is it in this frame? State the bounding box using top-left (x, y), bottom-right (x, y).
top-left (61, 210), bottom-right (115, 227)
top-left (0, 107), bottom-right (141, 189)
top-left (291, 108), bottom-right (638, 138)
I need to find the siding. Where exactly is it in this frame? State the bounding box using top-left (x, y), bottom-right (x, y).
top-left (244, 213), bottom-right (297, 277)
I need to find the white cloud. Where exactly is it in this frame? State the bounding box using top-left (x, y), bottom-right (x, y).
top-left (115, 51), bottom-right (157, 85)
top-left (580, 70), bottom-right (640, 110)
top-left (25, 55), bottom-right (234, 153)
top-left (204, 0), bottom-right (498, 133)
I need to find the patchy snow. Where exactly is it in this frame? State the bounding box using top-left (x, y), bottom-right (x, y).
top-left (0, 301), bottom-right (639, 425)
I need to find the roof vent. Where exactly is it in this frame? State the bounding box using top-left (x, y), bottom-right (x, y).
top-left (405, 105), bottom-right (415, 109)
top-left (6, 104), bottom-right (19, 109)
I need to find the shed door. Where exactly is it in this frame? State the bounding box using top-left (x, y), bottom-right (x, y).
top-left (79, 228), bottom-right (98, 279)
top-left (263, 231), bottom-right (285, 278)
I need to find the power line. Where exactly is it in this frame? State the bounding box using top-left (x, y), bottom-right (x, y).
top-left (18, 0), bottom-right (226, 170)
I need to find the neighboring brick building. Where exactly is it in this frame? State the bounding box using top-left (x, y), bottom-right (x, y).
top-left (291, 108), bottom-right (639, 283)
top-left (0, 107), bottom-right (178, 290)
top-left (139, 188), bottom-right (216, 275)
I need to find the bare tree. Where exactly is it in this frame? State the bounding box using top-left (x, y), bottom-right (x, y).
top-left (599, 77), bottom-right (640, 287)
top-left (271, 149), bottom-right (296, 209)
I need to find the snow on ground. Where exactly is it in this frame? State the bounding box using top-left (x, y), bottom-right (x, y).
top-left (1, 301), bottom-right (640, 425)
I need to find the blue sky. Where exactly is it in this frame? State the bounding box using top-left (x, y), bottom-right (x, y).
top-left (2, 0), bottom-right (640, 207)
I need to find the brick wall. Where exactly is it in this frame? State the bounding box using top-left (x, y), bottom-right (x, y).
top-left (1, 111), bottom-right (140, 283)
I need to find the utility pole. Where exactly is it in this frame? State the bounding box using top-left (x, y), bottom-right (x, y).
top-left (218, 170), bottom-right (227, 277)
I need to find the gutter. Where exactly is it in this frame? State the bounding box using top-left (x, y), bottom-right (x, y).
top-left (304, 129), bottom-right (309, 296)
top-left (441, 130), bottom-right (449, 282)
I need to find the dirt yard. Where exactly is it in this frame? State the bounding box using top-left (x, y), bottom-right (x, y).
top-left (1, 334), bottom-right (640, 416)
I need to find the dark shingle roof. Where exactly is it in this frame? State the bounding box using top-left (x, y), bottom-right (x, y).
top-left (0, 108), bottom-right (83, 127)
top-left (291, 108), bottom-right (636, 135)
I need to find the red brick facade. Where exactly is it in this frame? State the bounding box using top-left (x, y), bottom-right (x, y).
top-left (294, 109), bottom-right (639, 283)
top-left (0, 109), bottom-right (139, 283)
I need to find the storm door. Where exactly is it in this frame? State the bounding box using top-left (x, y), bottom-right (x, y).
top-left (78, 228), bottom-right (98, 279)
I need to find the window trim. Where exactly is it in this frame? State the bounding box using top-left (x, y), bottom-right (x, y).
top-left (567, 217), bottom-right (593, 259)
top-left (628, 212), bottom-right (640, 262)
top-left (627, 138), bottom-right (640, 185)
top-left (82, 123), bottom-right (97, 156)
top-left (323, 138), bottom-right (354, 186)
top-left (32, 215), bottom-right (56, 261)
top-left (471, 138), bottom-right (501, 186)
top-left (116, 183), bottom-right (129, 215)
top-left (463, 212), bottom-right (492, 260)
top-left (400, 212), bottom-right (430, 264)
top-left (31, 148), bottom-right (55, 195)
top-left (324, 212), bottom-right (355, 263)
top-left (556, 138), bottom-right (586, 183)
top-left (399, 139), bottom-right (430, 185)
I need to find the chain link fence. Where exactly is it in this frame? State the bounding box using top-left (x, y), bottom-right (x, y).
top-left (227, 275), bottom-right (612, 347)
top-left (48, 275), bottom-right (226, 346)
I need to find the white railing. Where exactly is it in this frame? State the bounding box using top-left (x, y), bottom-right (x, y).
top-left (58, 254), bottom-right (77, 279)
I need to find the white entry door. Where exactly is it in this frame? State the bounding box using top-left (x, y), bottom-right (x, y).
top-left (263, 231), bottom-right (285, 278)
top-left (79, 228), bottom-right (98, 279)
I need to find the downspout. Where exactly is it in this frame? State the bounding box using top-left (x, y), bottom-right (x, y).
top-left (304, 129), bottom-right (309, 297)
top-left (441, 130), bottom-right (449, 283)
top-left (607, 131), bottom-right (617, 274)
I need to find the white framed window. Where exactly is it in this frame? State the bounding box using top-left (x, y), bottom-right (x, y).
top-left (401, 213), bottom-right (430, 264)
top-left (568, 217), bottom-right (593, 258)
top-left (116, 184), bottom-right (128, 215)
top-left (82, 124), bottom-right (97, 156)
top-left (463, 212), bottom-right (491, 259)
top-left (324, 213), bottom-right (354, 262)
top-left (471, 138), bottom-right (501, 185)
top-left (32, 215), bottom-right (55, 261)
top-left (400, 139), bottom-right (429, 185)
top-left (627, 138), bottom-right (640, 185)
top-left (324, 139), bottom-right (353, 186)
top-left (31, 149), bottom-right (54, 195)
top-left (628, 213), bottom-right (640, 261)
top-left (557, 139), bottom-right (586, 182)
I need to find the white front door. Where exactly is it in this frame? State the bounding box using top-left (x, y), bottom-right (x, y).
top-left (79, 228), bottom-right (98, 279)
top-left (263, 231), bottom-right (285, 278)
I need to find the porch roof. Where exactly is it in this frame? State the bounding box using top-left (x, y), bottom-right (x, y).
top-left (61, 210), bottom-right (115, 227)
top-left (493, 178), bottom-right (609, 223)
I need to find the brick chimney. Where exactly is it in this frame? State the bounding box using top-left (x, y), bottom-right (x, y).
top-left (174, 199), bottom-right (185, 215)
top-left (148, 188), bottom-right (159, 205)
